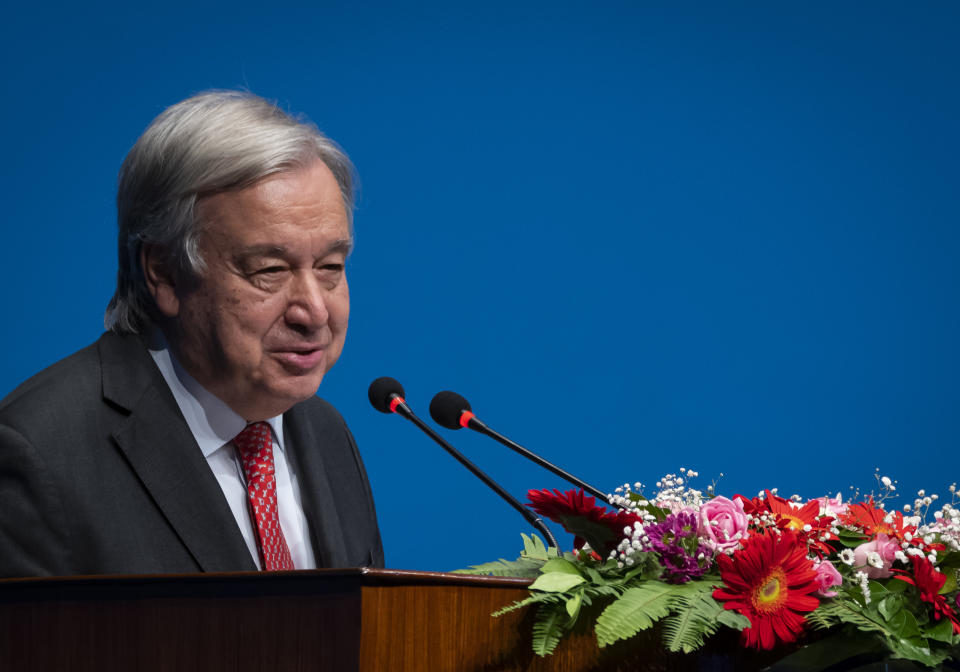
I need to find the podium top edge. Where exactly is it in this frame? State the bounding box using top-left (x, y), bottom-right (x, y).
top-left (0, 567), bottom-right (532, 592)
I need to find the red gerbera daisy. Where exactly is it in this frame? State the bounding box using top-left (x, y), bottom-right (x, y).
top-left (839, 498), bottom-right (915, 541)
top-left (712, 529), bottom-right (821, 650)
top-left (527, 489), bottom-right (641, 556)
top-left (764, 491), bottom-right (834, 557)
top-left (894, 555), bottom-right (960, 635)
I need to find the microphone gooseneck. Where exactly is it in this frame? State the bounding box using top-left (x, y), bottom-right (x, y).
top-left (429, 389), bottom-right (619, 507)
top-left (368, 379), bottom-right (560, 553)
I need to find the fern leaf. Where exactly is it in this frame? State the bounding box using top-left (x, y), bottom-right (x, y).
top-left (452, 556), bottom-right (544, 578)
top-left (532, 601), bottom-right (569, 656)
top-left (491, 592), bottom-right (561, 617)
top-left (661, 591), bottom-right (724, 653)
top-left (595, 582), bottom-right (674, 647)
top-left (809, 601), bottom-right (893, 638)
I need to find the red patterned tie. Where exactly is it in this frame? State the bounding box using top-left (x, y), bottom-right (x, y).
top-left (233, 422), bottom-right (296, 571)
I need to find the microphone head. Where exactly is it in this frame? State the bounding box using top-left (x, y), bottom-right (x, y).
top-left (430, 390), bottom-right (472, 429)
top-left (368, 377), bottom-right (406, 413)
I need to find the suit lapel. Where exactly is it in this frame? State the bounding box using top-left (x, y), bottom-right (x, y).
top-left (100, 333), bottom-right (256, 572)
top-left (283, 405), bottom-right (347, 567)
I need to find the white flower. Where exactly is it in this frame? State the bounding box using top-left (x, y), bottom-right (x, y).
top-left (866, 551), bottom-right (884, 569)
top-left (839, 548), bottom-right (856, 565)
top-left (881, 476), bottom-right (892, 487)
top-left (856, 571), bottom-right (871, 603)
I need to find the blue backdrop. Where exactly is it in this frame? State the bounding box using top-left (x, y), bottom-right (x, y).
top-left (2, 2), bottom-right (958, 571)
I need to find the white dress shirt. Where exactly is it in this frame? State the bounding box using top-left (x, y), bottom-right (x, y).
top-left (148, 335), bottom-right (317, 570)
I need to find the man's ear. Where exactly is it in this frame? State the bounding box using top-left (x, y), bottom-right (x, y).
top-left (141, 244), bottom-right (180, 318)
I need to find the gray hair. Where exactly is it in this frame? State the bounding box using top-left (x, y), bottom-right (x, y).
top-left (105, 90), bottom-right (355, 334)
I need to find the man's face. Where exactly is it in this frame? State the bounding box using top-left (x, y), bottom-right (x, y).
top-left (158, 160), bottom-right (351, 421)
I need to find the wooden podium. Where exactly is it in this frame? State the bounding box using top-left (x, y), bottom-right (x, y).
top-left (0, 568), bottom-right (779, 671)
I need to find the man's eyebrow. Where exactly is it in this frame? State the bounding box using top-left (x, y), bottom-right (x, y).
top-left (330, 238), bottom-right (354, 256)
top-left (236, 244), bottom-right (288, 259)
top-left (235, 239), bottom-right (354, 260)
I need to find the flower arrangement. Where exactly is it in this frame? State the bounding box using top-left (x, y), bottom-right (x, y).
top-left (460, 472), bottom-right (960, 668)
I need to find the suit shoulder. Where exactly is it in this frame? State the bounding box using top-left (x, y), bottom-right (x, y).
top-left (0, 340), bottom-right (102, 419)
top-left (291, 395), bottom-right (348, 426)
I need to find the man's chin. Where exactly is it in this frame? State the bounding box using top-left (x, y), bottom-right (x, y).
top-left (231, 377), bottom-right (324, 421)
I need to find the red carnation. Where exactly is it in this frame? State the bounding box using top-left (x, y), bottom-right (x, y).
top-left (894, 555), bottom-right (960, 635)
top-left (527, 489), bottom-right (641, 556)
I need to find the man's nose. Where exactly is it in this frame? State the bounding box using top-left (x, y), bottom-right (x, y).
top-left (284, 272), bottom-right (329, 331)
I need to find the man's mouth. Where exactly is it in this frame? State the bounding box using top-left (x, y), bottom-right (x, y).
top-left (272, 346), bottom-right (326, 372)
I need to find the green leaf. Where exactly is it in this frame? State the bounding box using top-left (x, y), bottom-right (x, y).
top-left (661, 591), bottom-right (724, 653)
top-left (522, 533), bottom-right (551, 560)
top-left (868, 580), bottom-right (891, 600)
top-left (452, 556), bottom-right (544, 578)
top-left (530, 572), bottom-right (586, 593)
top-left (565, 591), bottom-right (583, 622)
top-left (584, 566), bottom-right (605, 585)
top-left (888, 607), bottom-right (922, 640)
top-left (937, 550), bottom-right (960, 569)
top-left (532, 602), bottom-right (569, 657)
top-left (835, 529), bottom-right (868, 548)
top-left (926, 616), bottom-right (957, 644)
top-left (595, 582), bottom-right (674, 647)
top-left (885, 578), bottom-right (908, 593)
top-left (877, 594), bottom-right (903, 622)
top-left (716, 610), bottom-right (751, 631)
top-left (541, 557), bottom-right (582, 576)
top-left (491, 592), bottom-right (561, 618)
top-left (806, 600), bottom-right (893, 638)
top-left (886, 636), bottom-right (950, 668)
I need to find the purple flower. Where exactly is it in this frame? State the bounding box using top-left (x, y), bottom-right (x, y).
top-left (644, 512), bottom-right (711, 583)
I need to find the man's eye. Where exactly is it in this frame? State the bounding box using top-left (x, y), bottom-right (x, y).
top-left (255, 266), bottom-right (287, 276)
top-left (319, 263), bottom-right (344, 273)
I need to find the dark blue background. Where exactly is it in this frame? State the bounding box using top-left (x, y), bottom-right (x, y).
top-left (2, 2), bottom-right (958, 571)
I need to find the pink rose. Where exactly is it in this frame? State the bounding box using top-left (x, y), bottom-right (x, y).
top-left (853, 533), bottom-right (899, 578)
top-left (814, 560), bottom-right (843, 597)
top-left (699, 496), bottom-right (748, 553)
top-left (816, 493), bottom-right (848, 517)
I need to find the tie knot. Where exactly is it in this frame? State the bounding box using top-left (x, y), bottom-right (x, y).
top-left (234, 421), bottom-right (272, 460)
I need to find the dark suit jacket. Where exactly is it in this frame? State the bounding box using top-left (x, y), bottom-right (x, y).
top-left (0, 331), bottom-right (384, 577)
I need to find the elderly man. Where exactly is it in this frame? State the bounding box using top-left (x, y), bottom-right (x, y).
top-left (0, 91), bottom-right (384, 576)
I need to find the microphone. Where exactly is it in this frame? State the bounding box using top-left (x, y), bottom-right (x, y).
top-left (368, 377), bottom-right (560, 552)
top-left (429, 390), bottom-right (616, 506)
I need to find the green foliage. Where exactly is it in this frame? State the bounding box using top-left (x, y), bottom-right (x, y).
top-left (661, 589), bottom-right (726, 653)
top-left (807, 588), bottom-right (959, 668)
top-left (477, 533), bottom-right (960, 667)
top-left (530, 571), bottom-right (586, 592)
top-left (927, 617), bottom-right (958, 645)
top-left (452, 556), bottom-right (544, 578)
top-left (540, 557), bottom-right (583, 576)
top-left (532, 601), bottom-right (569, 657)
top-left (886, 636), bottom-right (953, 668)
top-left (595, 582), bottom-right (674, 647)
top-left (938, 552), bottom-right (960, 595)
top-left (834, 528), bottom-right (868, 548)
top-left (491, 591), bottom-right (561, 618)
top-left (452, 533), bottom-right (554, 577)
top-left (521, 533), bottom-right (553, 560)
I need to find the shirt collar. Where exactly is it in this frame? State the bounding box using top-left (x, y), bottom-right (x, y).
top-left (147, 330), bottom-right (285, 458)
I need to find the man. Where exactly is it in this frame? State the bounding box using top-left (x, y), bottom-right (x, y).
top-left (0, 91), bottom-right (384, 576)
